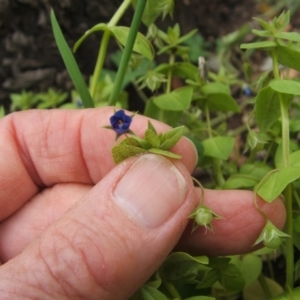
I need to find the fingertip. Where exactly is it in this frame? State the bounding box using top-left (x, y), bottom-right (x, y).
top-left (176, 189), bottom-right (286, 256)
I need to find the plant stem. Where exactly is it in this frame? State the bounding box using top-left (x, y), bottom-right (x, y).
top-left (108, 0), bottom-right (147, 105)
top-left (284, 183), bottom-right (294, 288)
top-left (166, 53), bottom-right (175, 94)
top-left (90, 30), bottom-right (111, 99)
top-left (163, 281), bottom-right (182, 300)
top-left (90, 0), bottom-right (132, 99)
top-left (205, 104), bottom-right (225, 187)
top-left (258, 273), bottom-right (273, 299)
top-left (272, 49), bottom-right (294, 288)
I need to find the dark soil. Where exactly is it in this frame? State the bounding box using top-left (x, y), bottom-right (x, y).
top-left (0, 0), bottom-right (259, 111)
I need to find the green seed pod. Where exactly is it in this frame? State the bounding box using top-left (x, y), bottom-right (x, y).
top-left (194, 207), bottom-right (213, 226)
top-left (253, 219), bottom-right (289, 249)
top-left (263, 234), bottom-right (283, 249)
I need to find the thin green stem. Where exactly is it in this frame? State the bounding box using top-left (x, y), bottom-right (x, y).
top-left (90, 30), bottom-right (111, 99)
top-left (284, 183), bottom-right (294, 288)
top-left (280, 95), bottom-right (290, 167)
top-left (272, 48), bottom-right (294, 288)
top-left (108, 0), bottom-right (132, 26)
top-left (205, 104), bottom-right (225, 187)
top-left (90, 0), bottom-right (132, 99)
top-left (163, 281), bottom-right (182, 300)
top-left (166, 53), bottom-right (175, 94)
top-left (108, 0), bottom-right (147, 105)
top-left (258, 273), bottom-right (273, 299)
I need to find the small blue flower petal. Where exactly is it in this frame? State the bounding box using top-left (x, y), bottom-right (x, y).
top-left (110, 110), bottom-right (132, 135)
top-left (243, 86), bottom-right (252, 97)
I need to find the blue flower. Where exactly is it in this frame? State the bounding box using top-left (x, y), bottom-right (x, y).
top-left (110, 110), bottom-right (132, 135)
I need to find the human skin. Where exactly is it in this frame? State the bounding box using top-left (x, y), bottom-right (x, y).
top-left (0, 107), bottom-right (286, 299)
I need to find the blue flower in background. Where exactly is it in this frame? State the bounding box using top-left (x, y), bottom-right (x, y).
top-left (243, 86), bottom-right (252, 97)
top-left (110, 110), bottom-right (132, 135)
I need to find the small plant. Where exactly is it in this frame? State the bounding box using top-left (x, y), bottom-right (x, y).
top-left (5, 1), bottom-right (300, 299)
top-left (50, 4), bottom-right (300, 299)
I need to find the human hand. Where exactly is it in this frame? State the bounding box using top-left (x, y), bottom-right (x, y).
top-left (0, 107), bottom-right (285, 299)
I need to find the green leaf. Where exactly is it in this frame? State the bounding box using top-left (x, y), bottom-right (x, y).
top-left (50, 10), bottom-right (94, 108)
top-left (110, 26), bottom-right (154, 60)
top-left (255, 86), bottom-right (281, 132)
top-left (275, 31), bottom-right (300, 42)
top-left (148, 148), bottom-right (181, 159)
top-left (156, 62), bottom-right (199, 80)
top-left (231, 254), bottom-right (262, 288)
top-left (112, 144), bottom-right (147, 164)
top-left (159, 126), bottom-right (185, 150)
top-left (252, 29), bottom-right (272, 38)
top-left (202, 136), bottom-right (235, 160)
top-left (256, 167), bottom-right (300, 202)
top-left (277, 45), bottom-right (300, 72)
top-left (145, 129), bottom-right (160, 148)
top-left (243, 277), bottom-right (284, 300)
top-left (240, 41), bottom-right (276, 50)
top-left (270, 79), bottom-right (300, 95)
top-left (201, 82), bottom-right (230, 94)
top-left (159, 252), bottom-right (206, 281)
top-left (196, 269), bottom-right (219, 289)
top-left (218, 263), bottom-right (246, 292)
top-left (240, 163), bottom-right (272, 179)
top-left (253, 17), bottom-right (274, 32)
top-left (199, 83), bottom-right (240, 113)
top-left (268, 287), bottom-right (300, 300)
top-left (73, 23), bottom-right (107, 52)
top-left (223, 175), bottom-right (259, 189)
top-left (140, 285), bottom-right (169, 300)
top-left (152, 86), bottom-right (193, 111)
top-left (289, 150), bottom-right (300, 167)
top-left (132, 0), bottom-right (173, 26)
top-left (147, 121), bottom-right (157, 134)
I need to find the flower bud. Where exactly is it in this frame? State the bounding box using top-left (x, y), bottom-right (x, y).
top-left (253, 220), bottom-right (289, 249)
top-left (189, 205), bottom-right (222, 231)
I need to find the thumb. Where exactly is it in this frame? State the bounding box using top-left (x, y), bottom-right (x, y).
top-left (0, 154), bottom-right (197, 300)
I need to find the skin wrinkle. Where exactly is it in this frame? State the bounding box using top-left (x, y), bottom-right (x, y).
top-left (38, 221), bottom-right (102, 299)
top-left (79, 115), bottom-right (97, 184)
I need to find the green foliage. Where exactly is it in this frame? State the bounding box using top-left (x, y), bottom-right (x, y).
top-left (50, 10), bottom-right (94, 108)
top-left (9, 3), bottom-right (300, 299)
top-left (111, 121), bottom-right (184, 164)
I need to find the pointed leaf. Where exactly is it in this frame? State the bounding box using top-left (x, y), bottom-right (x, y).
top-left (256, 167), bottom-right (300, 202)
top-left (152, 86), bottom-right (193, 111)
top-left (277, 45), bottom-right (300, 72)
top-left (223, 175), bottom-right (259, 189)
top-left (50, 10), bottom-right (94, 108)
top-left (147, 121), bottom-right (157, 134)
top-left (270, 79), bottom-right (300, 95)
top-left (240, 41), bottom-right (276, 50)
top-left (141, 285), bottom-right (169, 300)
top-left (145, 129), bottom-right (160, 148)
top-left (202, 136), bottom-right (235, 160)
top-left (275, 31), bottom-right (300, 42)
top-left (253, 17), bottom-right (274, 31)
top-left (148, 148), bottom-right (181, 159)
top-left (252, 29), bottom-right (272, 38)
top-left (110, 26), bottom-right (154, 60)
top-left (255, 86), bottom-right (280, 132)
top-left (159, 126), bottom-right (184, 150)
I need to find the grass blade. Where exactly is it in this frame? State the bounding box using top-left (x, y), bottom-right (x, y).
top-left (50, 10), bottom-right (94, 108)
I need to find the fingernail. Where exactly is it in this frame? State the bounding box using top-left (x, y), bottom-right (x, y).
top-left (113, 154), bottom-right (187, 228)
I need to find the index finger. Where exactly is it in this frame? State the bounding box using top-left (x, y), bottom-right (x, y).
top-left (0, 107), bottom-right (197, 221)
